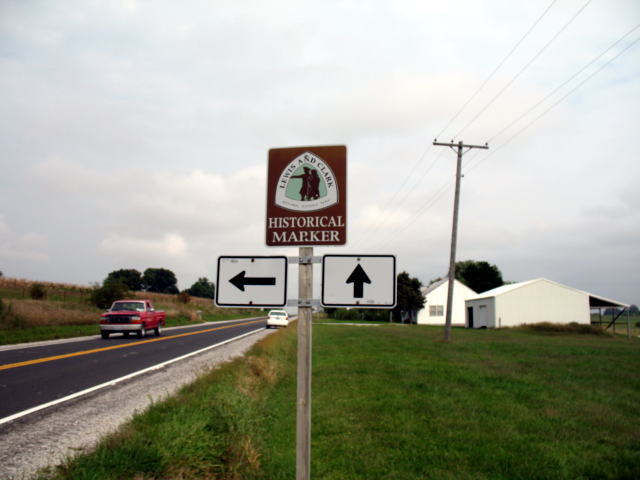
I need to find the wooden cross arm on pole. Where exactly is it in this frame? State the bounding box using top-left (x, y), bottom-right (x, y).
top-left (433, 140), bottom-right (489, 150)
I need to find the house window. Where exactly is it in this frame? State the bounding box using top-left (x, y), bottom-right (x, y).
top-left (429, 305), bottom-right (444, 316)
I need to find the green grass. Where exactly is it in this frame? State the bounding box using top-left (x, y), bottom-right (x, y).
top-left (38, 324), bottom-right (640, 480)
top-left (167, 311), bottom-right (261, 327)
top-left (0, 313), bottom-right (261, 345)
top-left (0, 325), bottom-right (99, 345)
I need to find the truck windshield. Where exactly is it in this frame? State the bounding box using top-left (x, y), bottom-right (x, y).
top-left (111, 302), bottom-right (145, 312)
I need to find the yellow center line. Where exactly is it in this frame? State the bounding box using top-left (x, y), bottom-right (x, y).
top-left (0, 318), bottom-right (265, 371)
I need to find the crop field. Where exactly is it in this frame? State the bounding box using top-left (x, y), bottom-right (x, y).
top-left (38, 321), bottom-right (640, 480)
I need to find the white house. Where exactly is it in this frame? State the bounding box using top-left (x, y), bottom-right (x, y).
top-left (465, 278), bottom-right (629, 328)
top-left (417, 278), bottom-right (477, 325)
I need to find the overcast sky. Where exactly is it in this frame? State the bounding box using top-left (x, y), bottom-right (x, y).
top-left (1, 0), bottom-right (638, 305)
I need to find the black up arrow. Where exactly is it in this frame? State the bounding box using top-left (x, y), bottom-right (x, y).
top-left (229, 271), bottom-right (276, 292)
top-left (346, 264), bottom-right (371, 298)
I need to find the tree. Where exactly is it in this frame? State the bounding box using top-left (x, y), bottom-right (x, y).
top-left (187, 277), bottom-right (215, 299)
top-left (392, 271), bottom-right (425, 323)
top-left (178, 291), bottom-right (191, 304)
top-left (106, 269), bottom-right (143, 291)
top-left (142, 268), bottom-right (179, 294)
top-left (29, 283), bottom-right (47, 300)
top-left (455, 260), bottom-right (504, 294)
top-left (629, 304), bottom-right (639, 315)
top-left (89, 278), bottom-right (129, 309)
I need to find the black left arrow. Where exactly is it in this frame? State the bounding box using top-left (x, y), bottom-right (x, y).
top-left (229, 271), bottom-right (276, 292)
top-left (346, 264), bottom-right (371, 298)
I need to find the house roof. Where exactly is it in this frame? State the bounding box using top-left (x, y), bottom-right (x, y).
top-left (420, 278), bottom-right (477, 296)
top-left (467, 278), bottom-right (629, 308)
top-left (421, 278), bottom-right (447, 295)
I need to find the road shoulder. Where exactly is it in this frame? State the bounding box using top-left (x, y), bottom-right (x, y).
top-left (0, 327), bottom-right (274, 480)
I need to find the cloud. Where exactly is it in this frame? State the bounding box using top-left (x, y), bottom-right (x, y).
top-left (1, 1), bottom-right (639, 303)
top-left (30, 159), bottom-right (267, 234)
top-left (100, 232), bottom-right (187, 258)
top-left (0, 215), bottom-right (49, 263)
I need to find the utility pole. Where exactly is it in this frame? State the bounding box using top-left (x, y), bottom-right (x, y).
top-left (433, 139), bottom-right (488, 341)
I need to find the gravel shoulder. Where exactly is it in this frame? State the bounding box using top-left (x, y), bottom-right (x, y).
top-left (0, 327), bottom-right (274, 480)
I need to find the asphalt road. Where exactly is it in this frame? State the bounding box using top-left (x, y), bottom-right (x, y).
top-left (0, 317), bottom-right (266, 421)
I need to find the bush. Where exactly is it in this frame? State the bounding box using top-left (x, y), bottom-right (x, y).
top-left (332, 308), bottom-right (389, 322)
top-left (0, 300), bottom-right (24, 329)
top-left (89, 279), bottom-right (130, 310)
top-left (518, 322), bottom-right (610, 336)
top-left (187, 277), bottom-right (215, 299)
top-left (29, 283), bottom-right (47, 300)
top-left (178, 291), bottom-right (191, 304)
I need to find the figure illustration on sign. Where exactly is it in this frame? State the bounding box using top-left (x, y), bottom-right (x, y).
top-left (273, 151), bottom-right (339, 213)
top-left (291, 167), bottom-right (311, 200)
top-left (291, 166), bottom-right (321, 201)
top-left (309, 169), bottom-right (320, 199)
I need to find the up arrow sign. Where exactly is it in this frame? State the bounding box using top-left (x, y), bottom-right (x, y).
top-left (322, 255), bottom-right (396, 308)
top-left (346, 264), bottom-right (371, 298)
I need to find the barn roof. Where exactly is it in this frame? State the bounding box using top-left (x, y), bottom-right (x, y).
top-left (467, 278), bottom-right (629, 308)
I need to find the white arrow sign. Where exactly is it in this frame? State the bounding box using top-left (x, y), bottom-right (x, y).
top-left (216, 256), bottom-right (288, 307)
top-left (322, 255), bottom-right (396, 308)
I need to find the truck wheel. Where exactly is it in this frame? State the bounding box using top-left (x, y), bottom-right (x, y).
top-left (101, 331), bottom-right (110, 339)
top-left (154, 325), bottom-right (162, 336)
top-left (137, 325), bottom-right (146, 338)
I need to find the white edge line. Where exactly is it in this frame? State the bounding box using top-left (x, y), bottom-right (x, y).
top-left (0, 327), bottom-right (264, 427)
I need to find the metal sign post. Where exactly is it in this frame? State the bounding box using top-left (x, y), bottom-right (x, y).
top-left (266, 146), bottom-right (346, 480)
top-left (214, 145), bottom-right (398, 480)
top-left (296, 247), bottom-right (313, 480)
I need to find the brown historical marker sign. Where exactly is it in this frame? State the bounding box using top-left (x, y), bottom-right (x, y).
top-left (266, 145), bottom-right (347, 246)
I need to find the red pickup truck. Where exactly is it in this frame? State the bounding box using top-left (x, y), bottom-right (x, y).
top-left (100, 299), bottom-right (166, 339)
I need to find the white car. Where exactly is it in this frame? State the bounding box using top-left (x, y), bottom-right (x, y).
top-left (266, 309), bottom-right (289, 328)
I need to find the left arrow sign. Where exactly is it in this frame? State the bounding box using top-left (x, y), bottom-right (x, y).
top-left (229, 271), bottom-right (277, 292)
top-left (216, 256), bottom-right (287, 308)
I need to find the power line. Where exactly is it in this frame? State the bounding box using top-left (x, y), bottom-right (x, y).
top-left (354, 1), bottom-right (560, 248)
top-left (351, 144), bottom-right (435, 248)
top-left (353, 148), bottom-right (445, 247)
top-left (367, 176), bottom-right (454, 252)
top-left (453, 0), bottom-right (593, 139)
top-left (364, 28), bottom-right (640, 252)
top-left (464, 32), bottom-right (640, 176)
top-left (486, 23), bottom-right (640, 144)
top-left (435, 0), bottom-right (558, 140)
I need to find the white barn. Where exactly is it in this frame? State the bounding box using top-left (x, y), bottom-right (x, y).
top-left (465, 278), bottom-right (629, 328)
top-left (417, 278), bottom-right (477, 325)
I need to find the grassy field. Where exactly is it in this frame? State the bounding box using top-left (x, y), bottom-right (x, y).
top-left (38, 322), bottom-right (640, 480)
top-left (0, 277), bottom-right (258, 345)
